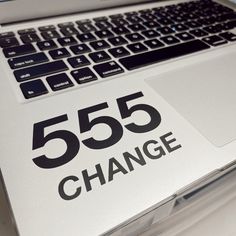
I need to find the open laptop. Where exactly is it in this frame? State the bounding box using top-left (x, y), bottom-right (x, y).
top-left (0, 0), bottom-right (235, 235)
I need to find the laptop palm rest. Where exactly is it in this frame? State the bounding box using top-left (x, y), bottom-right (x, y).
top-left (146, 51), bottom-right (236, 147)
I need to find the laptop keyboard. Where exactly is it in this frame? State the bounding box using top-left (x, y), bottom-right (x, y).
top-left (0, 0), bottom-right (236, 100)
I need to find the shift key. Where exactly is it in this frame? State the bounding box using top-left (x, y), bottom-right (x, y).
top-left (14, 60), bottom-right (68, 82)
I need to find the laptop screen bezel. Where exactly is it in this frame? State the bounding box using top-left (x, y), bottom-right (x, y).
top-left (0, 0), bottom-right (151, 25)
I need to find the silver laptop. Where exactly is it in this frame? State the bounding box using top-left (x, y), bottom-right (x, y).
top-left (0, 0), bottom-right (236, 235)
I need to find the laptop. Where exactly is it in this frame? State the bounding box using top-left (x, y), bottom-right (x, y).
top-left (0, 0), bottom-right (235, 235)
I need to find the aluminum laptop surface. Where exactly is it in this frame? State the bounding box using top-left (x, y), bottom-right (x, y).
top-left (0, 0), bottom-right (236, 235)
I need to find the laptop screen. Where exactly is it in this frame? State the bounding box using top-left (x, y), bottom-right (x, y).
top-left (0, 0), bottom-right (150, 24)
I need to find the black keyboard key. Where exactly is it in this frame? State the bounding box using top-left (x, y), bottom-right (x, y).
top-left (125, 11), bottom-right (138, 17)
top-left (202, 35), bottom-right (227, 46)
top-left (152, 6), bottom-right (165, 12)
top-left (20, 33), bottom-right (41, 44)
top-left (222, 20), bottom-right (236, 30)
top-left (76, 19), bottom-right (92, 25)
top-left (41, 30), bottom-right (61, 40)
top-left (126, 16), bottom-right (143, 24)
top-left (128, 24), bottom-right (146, 32)
top-left (89, 51), bottom-right (111, 63)
top-left (142, 21), bottom-right (161, 29)
top-left (58, 22), bottom-right (74, 28)
top-left (219, 12), bottom-right (236, 21)
top-left (108, 36), bottom-right (128, 46)
top-left (185, 21), bottom-right (201, 28)
top-left (3, 44), bottom-right (36, 58)
top-left (94, 61), bottom-right (124, 78)
top-left (0, 37), bottom-right (19, 48)
top-left (95, 21), bottom-right (113, 30)
top-left (95, 30), bottom-right (114, 39)
top-left (20, 79), bottom-right (48, 99)
top-left (119, 40), bottom-right (210, 70)
top-left (58, 36), bottom-right (77, 46)
top-left (68, 55), bottom-right (91, 68)
top-left (70, 44), bottom-right (91, 55)
top-left (14, 60), bottom-right (68, 82)
top-left (18, 28), bottom-right (36, 35)
top-left (125, 33), bottom-right (144, 42)
top-left (38, 25), bottom-right (56, 31)
top-left (71, 67), bottom-right (97, 84)
top-left (170, 24), bottom-right (188, 32)
top-left (187, 13), bottom-right (198, 20)
top-left (139, 9), bottom-right (152, 14)
top-left (37, 40), bottom-right (57, 50)
top-left (78, 23), bottom-right (97, 33)
top-left (189, 29), bottom-right (208, 37)
top-left (175, 32), bottom-right (194, 41)
top-left (111, 26), bottom-right (130, 35)
top-left (46, 73), bottom-right (73, 91)
top-left (198, 16), bottom-right (217, 26)
top-left (144, 39), bottom-right (164, 49)
top-left (141, 29), bottom-right (160, 38)
top-left (203, 25), bottom-right (223, 34)
top-left (49, 48), bottom-right (71, 59)
top-left (60, 27), bottom-right (79, 36)
top-left (219, 32), bottom-right (236, 41)
top-left (90, 40), bottom-right (110, 50)
top-left (170, 15), bottom-right (186, 22)
top-left (157, 18), bottom-right (174, 25)
top-left (157, 26), bottom-right (174, 35)
top-left (108, 46), bottom-right (130, 58)
top-left (77, 33), bottom-right (96, 42)
top-left (127, 43), bottom-right (148, 53)
top-left (0, 32), bottom-right (15, 38)
top-left (8, 52), bottom-right (49, 69)
top-left (140, 14), bottom-right (156, 21)
top-left (218, 5), bottom-right (234, 13)
top-left (109, 14), bottom-right (123, 19)
top-left (160, 35), bottom-right (180, 45)
top-left (111, 18), bottom-right (129, 26)
top-left (93, 16), bottom-right (109, 22)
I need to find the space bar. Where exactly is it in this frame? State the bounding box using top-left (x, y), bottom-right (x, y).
top-left (119, 40), bottom-right (210, 70)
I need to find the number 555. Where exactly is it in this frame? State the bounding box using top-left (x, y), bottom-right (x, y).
top-left (32, 92), bottom-right (161, 169)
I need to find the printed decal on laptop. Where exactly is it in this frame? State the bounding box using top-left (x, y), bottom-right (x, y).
top-left (32, 91), bottom-right (182, 200)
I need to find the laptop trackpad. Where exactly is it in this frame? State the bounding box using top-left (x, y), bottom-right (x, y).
top-left (146, 51), bottom-right (236, 147)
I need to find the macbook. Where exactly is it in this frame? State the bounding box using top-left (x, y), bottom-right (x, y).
top-left (0, 0), bottom-right (235, 235)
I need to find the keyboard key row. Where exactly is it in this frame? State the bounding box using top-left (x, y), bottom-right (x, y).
top-left (19, 61), bottom-right (123, 99)
top-left (0, 18), bottom-right (230, 49)
top-left (20, 68), bottom-right (97, 99)
top-left (1, 18), bottom-right (234, 52)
